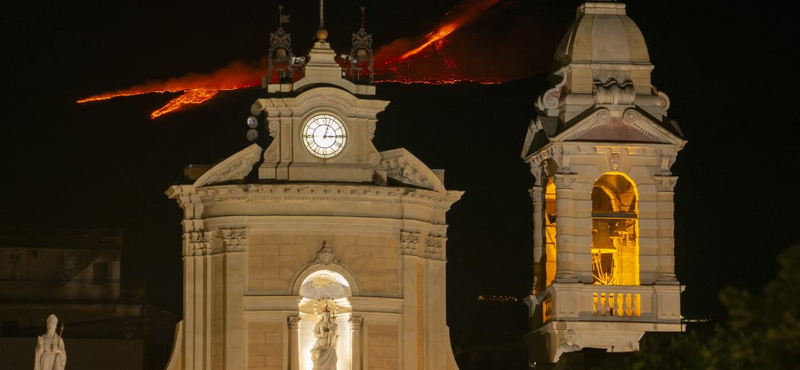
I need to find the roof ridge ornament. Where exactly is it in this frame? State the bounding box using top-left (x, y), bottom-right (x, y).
top-left (347, 7), bottom-right (375, 83)
top-left (267, 5), bottom-right (296, 85)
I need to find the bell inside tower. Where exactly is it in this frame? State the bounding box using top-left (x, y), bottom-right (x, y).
top-left (591, 173), bottom-right (639, 286)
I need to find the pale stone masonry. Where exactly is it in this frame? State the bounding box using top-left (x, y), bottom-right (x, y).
top-left (163, 25), bottom-right (461, 370)
top-left (521, 1), bottom-right (686, 364)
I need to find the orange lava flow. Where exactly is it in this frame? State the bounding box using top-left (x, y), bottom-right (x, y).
top-left (76, 0), bottom-right (507, 118)
top-left (150, 88), bottom-right (219, 119)
top-left (399, 23), bottom-right (459, 60)
top-left (397, 0), bottom-right (502, 60)
top-left (77, 60), bottom-right (263, 119)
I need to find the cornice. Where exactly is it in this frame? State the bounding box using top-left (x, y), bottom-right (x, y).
top-left (175, 183), bottom-right (460, 210)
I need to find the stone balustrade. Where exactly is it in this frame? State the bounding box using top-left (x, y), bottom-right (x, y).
top-left (592, 292), bottom-right (641, 317)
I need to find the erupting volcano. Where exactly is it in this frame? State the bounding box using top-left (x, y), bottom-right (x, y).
top-left (78, 0), bottom-right (509, 118)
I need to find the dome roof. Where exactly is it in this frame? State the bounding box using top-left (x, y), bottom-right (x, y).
top-left (553, 2), bottom-right (649, 68)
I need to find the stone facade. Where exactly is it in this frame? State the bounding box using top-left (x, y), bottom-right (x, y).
top-left (163, 27), bottom-right (461, 370)
top-left (521, 2), bottom-right (686, 363)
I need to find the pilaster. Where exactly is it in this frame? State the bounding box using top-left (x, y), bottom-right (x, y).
top-left (350, 316), bottom-right (364, 370)
top-left (222, 228), bottom-right (246, 370)
top-left (530, 186), bottom-right (544, 293)
top-left (553, 174), bottom-right (579, 282)
top-left (654, 176), bottom-right (678, 284)
top-left (287, 315), bottom-right (300, 370)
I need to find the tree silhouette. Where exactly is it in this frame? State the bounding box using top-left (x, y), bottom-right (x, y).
top-left (627, 244), bottom-right (800, 370)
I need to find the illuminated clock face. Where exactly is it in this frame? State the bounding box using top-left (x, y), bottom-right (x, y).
top-left (301, 114), bottom-right (347, 158)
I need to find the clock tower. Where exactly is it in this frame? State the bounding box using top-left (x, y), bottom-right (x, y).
top-left (256, 31), bottom-right (389, 184)
top-left (521, 1), bottom-right (687, 363)
top-left (164, 8), bottom-right (462, 370)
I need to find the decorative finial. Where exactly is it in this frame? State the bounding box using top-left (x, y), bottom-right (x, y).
top-left (348, 6), bottom-right (374, 83)
top-left (316, 0), bottom-right (328, 41)
top-left (267, 5), bottom-right (295, 84)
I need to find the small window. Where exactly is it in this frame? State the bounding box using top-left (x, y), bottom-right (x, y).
top-left (93, 262), bottom-right (109, 284)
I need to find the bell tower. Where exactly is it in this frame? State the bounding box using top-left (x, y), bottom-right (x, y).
top-left (164, 5), bottom-right (463, 370)
top-left (521, 1), bottom-right (687, 363)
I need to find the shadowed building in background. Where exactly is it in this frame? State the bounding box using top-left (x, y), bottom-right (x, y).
top-left (521, 1), bottom-right (686, 365)
top-left (0, 228), bottom-right (179, 370)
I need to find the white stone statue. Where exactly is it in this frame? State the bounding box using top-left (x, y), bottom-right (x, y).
top-left (311, 308), bottom-right (338, 370)
top-left (554, 329), bottom-right (580, 361)
top-left (34, 314), bottom-right (67, 370)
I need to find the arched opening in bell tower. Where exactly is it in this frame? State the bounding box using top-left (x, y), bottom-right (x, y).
top-left (543, 177), bottom-right (558, 288)
top-left (297, 270), bottom-right (353, 370)
top-left (591, 172), bottom-right (639, 286)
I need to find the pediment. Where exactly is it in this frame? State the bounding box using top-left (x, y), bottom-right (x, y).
top-left (521, 118), bottom-right (553, 159)
top-left (193, 144), bottom-right (263, 188)
top-left (380, 148), bottom-right (446, 193)
top-left (554, 108), bottom-right (684, 145)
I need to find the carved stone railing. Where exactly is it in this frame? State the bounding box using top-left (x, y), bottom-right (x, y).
top-left (593, 292), bottom-right (641, 317)
top-left (535, 283), bottom-right (682, 324)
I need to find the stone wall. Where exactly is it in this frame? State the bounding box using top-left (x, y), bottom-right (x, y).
top-left (247, 233), bottom-right (398, 295)
top-left (367, 323), bottom-right (399, 370)
top-left (246, 320), bottom-right (284, 370)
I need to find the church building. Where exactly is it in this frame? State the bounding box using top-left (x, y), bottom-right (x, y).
top-left (521, 1), bottom-right (686, 364)
top-left (163, 7), bottom-right (462, 370)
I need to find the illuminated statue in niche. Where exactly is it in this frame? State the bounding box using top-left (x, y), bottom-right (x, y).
top-left (34, 314), bottom-right (67, 370)
top-left (311, 302), bottom-right (338, 370)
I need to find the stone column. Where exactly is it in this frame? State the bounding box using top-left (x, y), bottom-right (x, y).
top-left (349, 316), bottom-right (364, 370)
top-left (654, 176), bottom-right (679, 284)
top-left (554, 173), bottom-right (579, 281)
top-left (287, 315), bottom-right (301, 370)
top-left (530, 186), bottom-right (545, 293)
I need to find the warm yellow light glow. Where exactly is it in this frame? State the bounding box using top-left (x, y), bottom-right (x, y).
top-left (544, 179), bottom-right (557, 288)
top-left (297, 270), bottom-right (353, 370)
top-left (298, 311), bottom-right (352, 370)
top-left (542, 296), bottom-right (553, 323)
top-left (591, 172), bottom-right (639, 286)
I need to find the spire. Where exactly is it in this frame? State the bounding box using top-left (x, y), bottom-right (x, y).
top-left (316, 0), bottom-right (328, 41)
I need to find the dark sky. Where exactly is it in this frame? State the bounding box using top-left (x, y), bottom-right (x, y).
top-left (2, 0), bottom-right (798, 342)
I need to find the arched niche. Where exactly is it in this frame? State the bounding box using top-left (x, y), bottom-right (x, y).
top-left (290, 262), bottom-right (362, 297)
top-left (591, 172), bottom-right (640, 286)
top-left (296, 269), bottom-right (354, 370)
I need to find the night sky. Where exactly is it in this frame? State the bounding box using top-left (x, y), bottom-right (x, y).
top-left (2, 0), bottom-right (798, 343)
